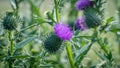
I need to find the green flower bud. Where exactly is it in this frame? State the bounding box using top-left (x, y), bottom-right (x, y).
top-left (43, 33), bottom-right (63, 53)
top-left (2, 12), bottom-right (20, 30)
top-left (84, 8), bottom-right (102, 28)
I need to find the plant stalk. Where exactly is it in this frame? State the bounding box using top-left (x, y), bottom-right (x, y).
top-left (97, 38), bottom-right (109, 54)
top-left (66, 42), bottom-right (75, 68)
top-left (118, 6), bottom-right (120, 55)
top-left (117, 35), bottom-right (120, 55)
top-left (54, 0), bottom-right (60, 22)
top-left (8, 31), bottom-right (14, 68)
top-left (9, 31), bottom-right (14, 55)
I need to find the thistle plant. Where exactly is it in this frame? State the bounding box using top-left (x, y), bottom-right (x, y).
top-left (0, 0), bottom-right (119, 68)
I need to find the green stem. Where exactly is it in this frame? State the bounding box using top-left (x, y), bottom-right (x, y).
top-left (117, 35), bottom-right (120, 55)
top-left (118, 7), bottom-right (120, 55)
top-left (9, 0), bottom-right (19, 15)
top-left (95, 28), bottom-right (109, 55)
top-left (68, 0), bottom-right (78, 20)
top-left (115, 0), bottom-right (120, 55)
top-left (20, 24), bottom-right (38, 32)
top-left (9, 31), bottom-right (14, 55)
top-left (66, 42), bottom-right (75, 68)
top-left (54, 0), bottom-right (60, 22)
top-left (74, 36), bottom-right (93, 38)
top-left (97, 38), bottom-right (109, 54)
top-left (118, 40), bottom-right (120, 55)
top-left (8, 61), bottom-right (12, 68)
top-left (8, 31), bottom-right (14, 68)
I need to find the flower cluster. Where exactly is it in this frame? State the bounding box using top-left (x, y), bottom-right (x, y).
top-left (75, 0), bottom-right (103, 28)
top-left (44, 0), bottom-right (104, 53)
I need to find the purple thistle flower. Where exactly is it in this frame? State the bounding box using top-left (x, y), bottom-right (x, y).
top-left (75, 17), bottom-right (87, 31)
top-left (54, 23), bottom-right (73, 41)
top-left (76, 0), bottom-right (91, 10)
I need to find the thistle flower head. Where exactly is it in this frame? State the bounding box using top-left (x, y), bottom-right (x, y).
top-left (76, 0), bottom-right (91, 10)
top-left (54, 23), bottom-right (73, 41)
top-left (75, 17), bottom-right (87, 31)
top-left (43, 33), bottom-right (63, 53)
top-left (2, 12), bottom-right (20, 31)
top-left (84, 8), bottom-right (102, 28)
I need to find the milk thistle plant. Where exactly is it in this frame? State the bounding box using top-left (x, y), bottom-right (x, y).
top-left (0, 0), bottom-right (120, 68)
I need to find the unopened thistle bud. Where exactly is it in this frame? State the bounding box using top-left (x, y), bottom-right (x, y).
top-left (43, 33), bottom-right (63, 53)
top-left (84, 8), bottom-right (102, 28)
top-left (2, 12), bottom-right (20, 30)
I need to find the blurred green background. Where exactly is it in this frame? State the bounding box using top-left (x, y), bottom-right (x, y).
top-left (0, 0), bottom-right (117, 17)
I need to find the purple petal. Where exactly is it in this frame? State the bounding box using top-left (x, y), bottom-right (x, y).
top-left (76, 0), bottom-right (91, 10)
top-left (54, 23), bottom-right (73, 41)
top-left (75, 17), bottom-right (87, 30)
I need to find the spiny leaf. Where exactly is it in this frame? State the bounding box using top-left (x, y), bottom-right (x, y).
top-left (106, 17), bottom-right (114, 24)
top-left (15, 36), bottom-right (37, 50)
top-left (94, 50), bottom-right (107, 61)
top-left (75, 42), bottom-right (93, 65)
top-left (10, 0), bottom-right (17, 9)
top-left (29, 0), bottom-right (41, 16)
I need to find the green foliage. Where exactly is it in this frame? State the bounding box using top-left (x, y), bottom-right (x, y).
top-left (15, 36), bottom-right (37, 50)
top-left (75, 42), bottom-right (93, 66)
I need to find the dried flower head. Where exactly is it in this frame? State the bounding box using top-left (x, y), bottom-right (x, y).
top-left (54, 23), bottom-right (73, 41)
top-left (76, 0), bottom-right (91, 10)
top-left (75, 17), bottom-right (87, 31)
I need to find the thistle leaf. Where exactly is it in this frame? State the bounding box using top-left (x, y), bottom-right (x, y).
top-left (10, 0), bottom-right (17, 9)
top-left (74, 42), bottom-right (93, 65)
top-left (15, 36), bottom-right (37, 50)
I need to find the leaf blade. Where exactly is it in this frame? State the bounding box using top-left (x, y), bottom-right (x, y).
top-left (15, 36), bottom-right (37, 50)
